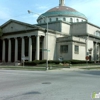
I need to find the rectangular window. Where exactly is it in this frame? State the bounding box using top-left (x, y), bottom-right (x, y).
top-left (60, 45), bottom-right (68, 53)
top-left (74, 45), bottom-right (79, 54)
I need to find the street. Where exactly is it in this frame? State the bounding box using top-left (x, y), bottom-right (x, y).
top-left (0, 70), bottom-right (100, 100)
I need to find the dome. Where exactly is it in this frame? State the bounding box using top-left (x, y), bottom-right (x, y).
top-left (37, 0), bottom-right (87, 24)
top-left (37, 6), bottom-right (87, 21)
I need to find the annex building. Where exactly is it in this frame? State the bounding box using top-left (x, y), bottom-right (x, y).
top-left (0, 0), bottom-right (100, 63)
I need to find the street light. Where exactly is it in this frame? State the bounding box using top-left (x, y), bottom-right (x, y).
top-left (28, 10), bottom-right (48, 70)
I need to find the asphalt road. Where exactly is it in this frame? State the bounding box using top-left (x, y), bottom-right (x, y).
top-left (0, 70), bottom-right (100, 100)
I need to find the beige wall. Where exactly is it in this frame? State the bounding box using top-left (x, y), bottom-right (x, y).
top-left (39, 22), bottom-right (61, 32)
top-left (57, 42), bottom-right (72, 60)
top-left (61, 22), bottom-right (70, 34)
top-left (72, 42), bottom-right (86, 60)
top-left (56, 36), bottom-right (86, 61)
top-left (2, 22), bottom-right (33, 33)
top-left (48, 33), bottom-right (56, 60)
top-left (87, 23), bottom-right (100, 35)
top-left (87, 38), bottom-right (94, 60)
top-left (70, 22), bottom-right (87, 36)
top-left (39, 21), bottom-right (71, 34)
top-left (43, 32), bottom-right (64, 60)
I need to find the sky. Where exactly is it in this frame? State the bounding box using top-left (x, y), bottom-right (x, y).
top-left (0, 0), bottom-right (100, 26)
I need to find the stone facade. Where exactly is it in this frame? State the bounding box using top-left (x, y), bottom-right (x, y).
top-left (0, 19), bottom-right (100, 62)
top-left (0, 0), bottom-right (100, 63)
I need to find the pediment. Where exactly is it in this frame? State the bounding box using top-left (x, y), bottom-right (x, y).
top-left (1, 19), bottom-right (36, 34)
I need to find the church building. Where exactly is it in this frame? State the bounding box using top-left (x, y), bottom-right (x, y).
top-left (0, 0), bottom-right (100, 63)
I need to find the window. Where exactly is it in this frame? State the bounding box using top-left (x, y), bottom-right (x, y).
top-left (56, 18), bottom-right (58, 21)
top-left (74, 45), bottom-right (79, 54)
top-left (60, 45), bottom-right (68, 53)
top-left (81, 20), bottom-right (83, 22)
top-left (49, 18), bottom-right (52, 22)
top-left (63, 17), bottom-right (66, 21)
top-left (70, 18), bottom-right (73, 23)
top-left (77, 19), bottom-right (79, 22)
top-left (94, 31), bottom-right (100, 37)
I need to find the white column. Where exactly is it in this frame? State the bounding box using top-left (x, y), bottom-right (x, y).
top-left (8, 38), bottom-right (11, 62)
top-left (15, 38), bottom-right (18, 62)
top-left (99, 43), bottom-right (100, 61)
top-left (28, 36), bottom-right (32, 61)
top-left (94, 42), bottom-right (97, 62)
top-left (86, 37), bottom-right (88, 56)
top-left (21, 37), bottom-right (25, 59)
top-left (42, 36), bottom-right (46, 60)
top-left (36, 35), bottom-right (40, 60)
top-left (2, 39), bottom-right (5, 62)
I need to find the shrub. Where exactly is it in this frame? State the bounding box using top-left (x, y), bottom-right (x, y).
top-left (25, 60), bottom-right (47, 66)
top-left (54, 60), bottom-right (60, 64)
top-left (69, 60), bottom-right (94, 64)
top-left (70, 60), bottom-right (86, 64)
top-left (25, 60), bottom-right (95, 66)
top-left (24, 61), bottom-right (36, 66)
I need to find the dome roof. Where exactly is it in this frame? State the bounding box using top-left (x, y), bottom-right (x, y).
top-left (37, 6), bottom-right (87, 21)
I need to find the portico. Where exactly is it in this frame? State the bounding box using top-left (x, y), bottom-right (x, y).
top-left (1, 35), bottom-right (45, 63)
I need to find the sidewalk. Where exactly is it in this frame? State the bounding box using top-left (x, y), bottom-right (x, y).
top-left (61, 65), bottom-right (100, 71)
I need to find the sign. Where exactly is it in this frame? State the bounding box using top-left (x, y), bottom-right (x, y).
top-left (42, 49), bottom-right (50, 52)
top-left (21, 55), bottom-right (25, 61)
top-left (85, 56), bottom-right (89, 60)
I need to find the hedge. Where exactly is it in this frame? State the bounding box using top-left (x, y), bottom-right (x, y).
top-left (24, 60), bottom-right (95, 66)
top-left (24, 60), bottom-right (46, 66)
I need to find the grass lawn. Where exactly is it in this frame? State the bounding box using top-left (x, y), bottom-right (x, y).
top-left (70, 64), bottom-right (99, 66)
top-left (80, 67), bottom-right (100, 70)
top-left (0, 66), bottom-right (46, 71)
top-left (0, 63), bottom-right (70, 71)
top-left (0, 63), bottom-right (100, 71)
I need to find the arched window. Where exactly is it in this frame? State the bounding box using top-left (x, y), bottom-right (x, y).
top-left (70, 18), bottom-right (73, 23)
top-left (77, 19), bottom-right (79, 22)
top-left (81, 20), bottom-right (83, 22)
top-left (63, 17), bottom-right (66, 21)
top-left (56, 18), bottom-right (58, 21)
